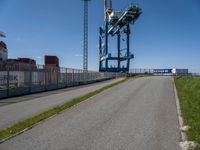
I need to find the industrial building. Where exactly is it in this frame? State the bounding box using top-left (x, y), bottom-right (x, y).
top-left (0, 41), bottom-right (8, 62)
top-left (3, 58), bottom-right (37, 71)
top-left (0, 37), bottom-right (36, 71)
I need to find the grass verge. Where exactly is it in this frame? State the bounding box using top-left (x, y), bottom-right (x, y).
top-left (174, 77), bottom-right (200, 149)
top-left (0, 78), bottom-right (127, 142)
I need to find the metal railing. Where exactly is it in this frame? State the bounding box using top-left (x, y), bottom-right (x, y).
top-left (0, 63), bottom-right (126, 99)
top-left (129, 68), bottom-right (154, 74)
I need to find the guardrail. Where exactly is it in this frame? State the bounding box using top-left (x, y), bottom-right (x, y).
top-left (0, 63), bottom-right (126, 99)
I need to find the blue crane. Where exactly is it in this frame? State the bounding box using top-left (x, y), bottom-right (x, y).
top-left (99, 0), bottom-right (142, 73)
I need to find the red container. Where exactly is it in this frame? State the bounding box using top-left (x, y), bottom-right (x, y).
top-left (45, 56), bottom-right (59, 67)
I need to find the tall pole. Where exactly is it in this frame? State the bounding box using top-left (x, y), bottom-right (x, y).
top-left (82, 0), bottom-right (91, 72)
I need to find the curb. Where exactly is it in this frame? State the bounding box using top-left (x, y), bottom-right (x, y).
top-left (173, 78), bottom-right (187, 142)
top-left (173, 78), bottom-right (199, 150)
top-left (0, 112), bottom-right (59, 144)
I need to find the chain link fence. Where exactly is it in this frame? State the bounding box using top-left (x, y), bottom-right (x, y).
top-left (0, 63), bottom-right (126, 99)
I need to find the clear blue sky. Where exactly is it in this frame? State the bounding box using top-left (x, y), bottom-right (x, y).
top-left (0, 0), bottom-right (200, 72)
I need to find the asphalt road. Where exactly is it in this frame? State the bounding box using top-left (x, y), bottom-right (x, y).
top-left (0, 76), bottom-right (181, 150)
top-left (0, 78), bottom-right (124, 130)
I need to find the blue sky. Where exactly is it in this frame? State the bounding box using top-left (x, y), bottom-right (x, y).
top-left (0, 0), bottom-right (200, 72)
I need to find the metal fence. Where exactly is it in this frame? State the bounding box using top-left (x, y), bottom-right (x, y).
top-left (129, 68), bottom-right (154, 74)
top-left (129, 68), bottom-right (194, 76)
top-left (191, 73), bottom-right (200, 77)
top-left (0, 63), bottom-right (126, 99)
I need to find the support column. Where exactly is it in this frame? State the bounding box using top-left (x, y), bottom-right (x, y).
top-left (127, 25), bottom-right (130, 72)
top-left (99, 27), bottom-right (102, 71)
top-left (117, 33), bottom-right (121, 71)
top-left (105, 22), bottom-right (108, 70)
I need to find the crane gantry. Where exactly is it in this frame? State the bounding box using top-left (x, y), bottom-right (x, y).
top-left (99, 0), bottom-right (142, 73)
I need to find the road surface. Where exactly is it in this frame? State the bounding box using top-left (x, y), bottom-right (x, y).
top-left (0, 78), bottom-right (124, 130)
top-left (0, 76), bottom-right (181, 150)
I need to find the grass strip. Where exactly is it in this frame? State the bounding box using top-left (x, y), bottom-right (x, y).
top-left (174, 77), bottom-right (200, 149)
top-left (0, 78), bottom-right (127, 142)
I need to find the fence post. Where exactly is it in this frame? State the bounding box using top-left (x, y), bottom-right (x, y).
top-left (57, 68), bottom-right (59, 89)
top-left (72, 69), bottom-right (75, 86)
top-left (66, 68), bottom-right (68, 87)
top-left (44, 67), bottom-right (47, 90)
top-left (29, 63), bottom-right (32, 93)
top-left (6, 65), bottom-right (10, 97)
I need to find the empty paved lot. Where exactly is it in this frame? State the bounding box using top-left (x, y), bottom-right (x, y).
top-left (0, 76), bottom-right (181, 150)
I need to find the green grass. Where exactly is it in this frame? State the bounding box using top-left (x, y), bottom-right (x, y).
top-left (0, 78), bottom-right (127, 142)
top-left (175, 77), bottom-right (200, 148)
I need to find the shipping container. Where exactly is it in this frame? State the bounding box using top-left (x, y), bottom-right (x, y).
top-left (45, 55), bottom-right (59, 67)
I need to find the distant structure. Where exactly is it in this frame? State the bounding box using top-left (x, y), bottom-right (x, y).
top-left (0, 41), bottom-right (8, 61)
top-left (82, 0), bottom-right (91, 72)
top-left (153, 68), bottom-right (189, 76)
top-left (45, 55), bottom-right (59, 68)
top-left (0, 32), bottom-right (8, 62)
top-left (17, 58), bottom-right (36, 65)
top-left (0, 32), bottom-right (37, 71)
top-left (172, 68), bottom-right (189, 76)
top-left (99, 0), bottom-right (142, 72)
top-left (5, 58), bottom-right (37, 71)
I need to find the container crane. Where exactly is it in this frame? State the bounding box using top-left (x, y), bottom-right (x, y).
top-left (99, 0), bottom-right (142, 73)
